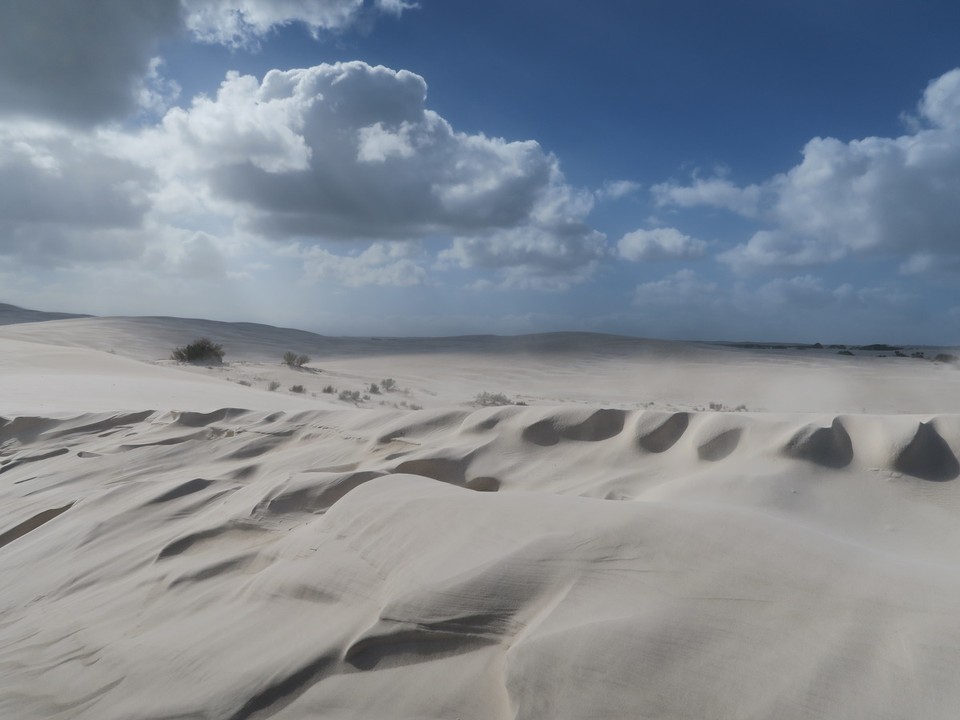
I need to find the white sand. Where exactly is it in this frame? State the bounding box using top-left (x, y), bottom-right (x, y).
top-left (2, 309), bottom-right (960, 719)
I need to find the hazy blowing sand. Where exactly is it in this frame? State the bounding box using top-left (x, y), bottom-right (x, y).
top-left (2, 308), bottom-right (960, 719)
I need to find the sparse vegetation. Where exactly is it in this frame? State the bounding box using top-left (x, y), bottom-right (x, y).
top-left (709, 401), bottom-right (748, 412)
top-left (381, 378), bottom-right (396, 392)
top-left (322, 385), bottom-right (335, 394)
top-left (290, 384), bottom-right (306, 393)
top-left (339, 389), bottom-right (361, 404)
top-left (473, 391), bottom-right (516, 407)
top-left (934, 353), bottom-right (958, 364)
top-left (235, 379), bottom-right (252, 387)
top-left (283, 351), bottom-right (310, 368)
top-left (171, 338), bottom-right (224, 365)
top-left (369, 383), bottom-right (380, 394)
top-left (268, 380), bottom-right (280, 391)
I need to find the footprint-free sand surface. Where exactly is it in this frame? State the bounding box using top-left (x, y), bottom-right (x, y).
top-left (2, 307), bottom-right (960, 719)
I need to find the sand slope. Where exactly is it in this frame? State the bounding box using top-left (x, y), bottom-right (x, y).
top-left (2, 314), bottom-right (960, 719)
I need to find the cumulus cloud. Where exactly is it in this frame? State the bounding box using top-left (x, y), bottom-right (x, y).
top-left (182, 0), bottom-right (415, 47)
top-left (128, 61), bottom-right (604, 286)
top-left (0, 1), bottom-right (414, 126)
top-left (652, 175), bottom-right (762, 217)
top-left (596, 179), bottom-right (641, 201)
top-left (654, 68), bottom-right (960, 273)
top-left (136, 58), bottom-right (182, 118)
top-left (617, 227), bottom-right (706, 262)
top-left (650, 69), bottom-right (960, 275)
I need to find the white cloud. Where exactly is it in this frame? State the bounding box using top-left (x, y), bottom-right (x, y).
top-left (707, 68), bottom-right (960, 272)
top-left (596, 179), bottom-right (641, 201)
top-left (122, 62), bottom-right (605, 287)
top-left (301, 241), bottom-right (427, 286)
top-left (356, 121), bottom-right (416, 163)
top-left (0, 54), bottom-right (606, 292)
top-left (0, 1), bottom-right (414, 127)
top-left (652, 175), bottom-right (762, 217)
top-left (919, 68), bottom-right (960, 129)
top-left (134, 63), bottom-right (563, 240)
top-left (618, 227), bottom-right (706, 262)
top-left (136, 58), bottom-right (182, 118)
top-left (151, 70), bottom-right (315, 174)
top-left (182, 0), bottom-right (415, 47)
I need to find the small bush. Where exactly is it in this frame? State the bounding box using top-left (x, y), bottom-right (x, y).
top-left (283, 351), bottom-right (310, 368)
top-left (338, 389), bottom-right (361, 404)
top-left (290, 384), bottom-right (306, 393)
top-left (172, 338), bottom-right (224, 365)
top-left (322, 385), bottom-right (335, 394)
top-left (381, 378), bottom-right (396, 392)
top-left (268, 380), bottom-right (280, 391)
top-left (236, 379), bottom-right (252, 387)
top-left (934, 353), bottom-right (958, 364)
top-left (369, 383), bottom-right (381, 394)
top-left (473, 391), bottom-right (512, 407)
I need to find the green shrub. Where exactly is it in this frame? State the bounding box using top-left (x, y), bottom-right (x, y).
top-left (172, 338), bottom-right (224, 365)
top-left (381, 378), bottom-right (396, 392)
top-left (283, 351), bottom-right (310, 368)
top-left (322, 385), bottom-right (335, 393)
top-left (268, 380), bottom-right (280, 391)
top-left (369, 383), bottom-right (381, 394)
top-left (290, 384), bottom-right (306, 393)
top-left (473, 391), bottom-right (512, 407)
top-left (338, 389), bottom-right (361, 404)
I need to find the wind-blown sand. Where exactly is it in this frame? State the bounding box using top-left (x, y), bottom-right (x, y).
top-left (2, 307), bottom-right (960, 719)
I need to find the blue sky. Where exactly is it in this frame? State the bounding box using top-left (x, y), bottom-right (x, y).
top-left (2, 1), bottom-right (959, 343)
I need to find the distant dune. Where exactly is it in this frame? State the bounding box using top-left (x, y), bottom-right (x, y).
top-left (2, 306), bottom-right (960, 719)
top-left (0, 302), bottom-right (91, 326)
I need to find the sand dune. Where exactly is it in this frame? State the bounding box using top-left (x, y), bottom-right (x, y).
top-left (2, 312), bottom-right (960, 718)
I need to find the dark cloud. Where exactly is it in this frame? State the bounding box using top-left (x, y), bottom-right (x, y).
top-left (0, 0), bottom-right (182, 125)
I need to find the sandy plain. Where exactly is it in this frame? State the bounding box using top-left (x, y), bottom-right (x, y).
top-left (2, 304), bottom-right (960, 719)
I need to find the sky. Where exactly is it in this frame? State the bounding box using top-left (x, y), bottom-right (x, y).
top-left (1, 0), bottom-right (960, 343)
